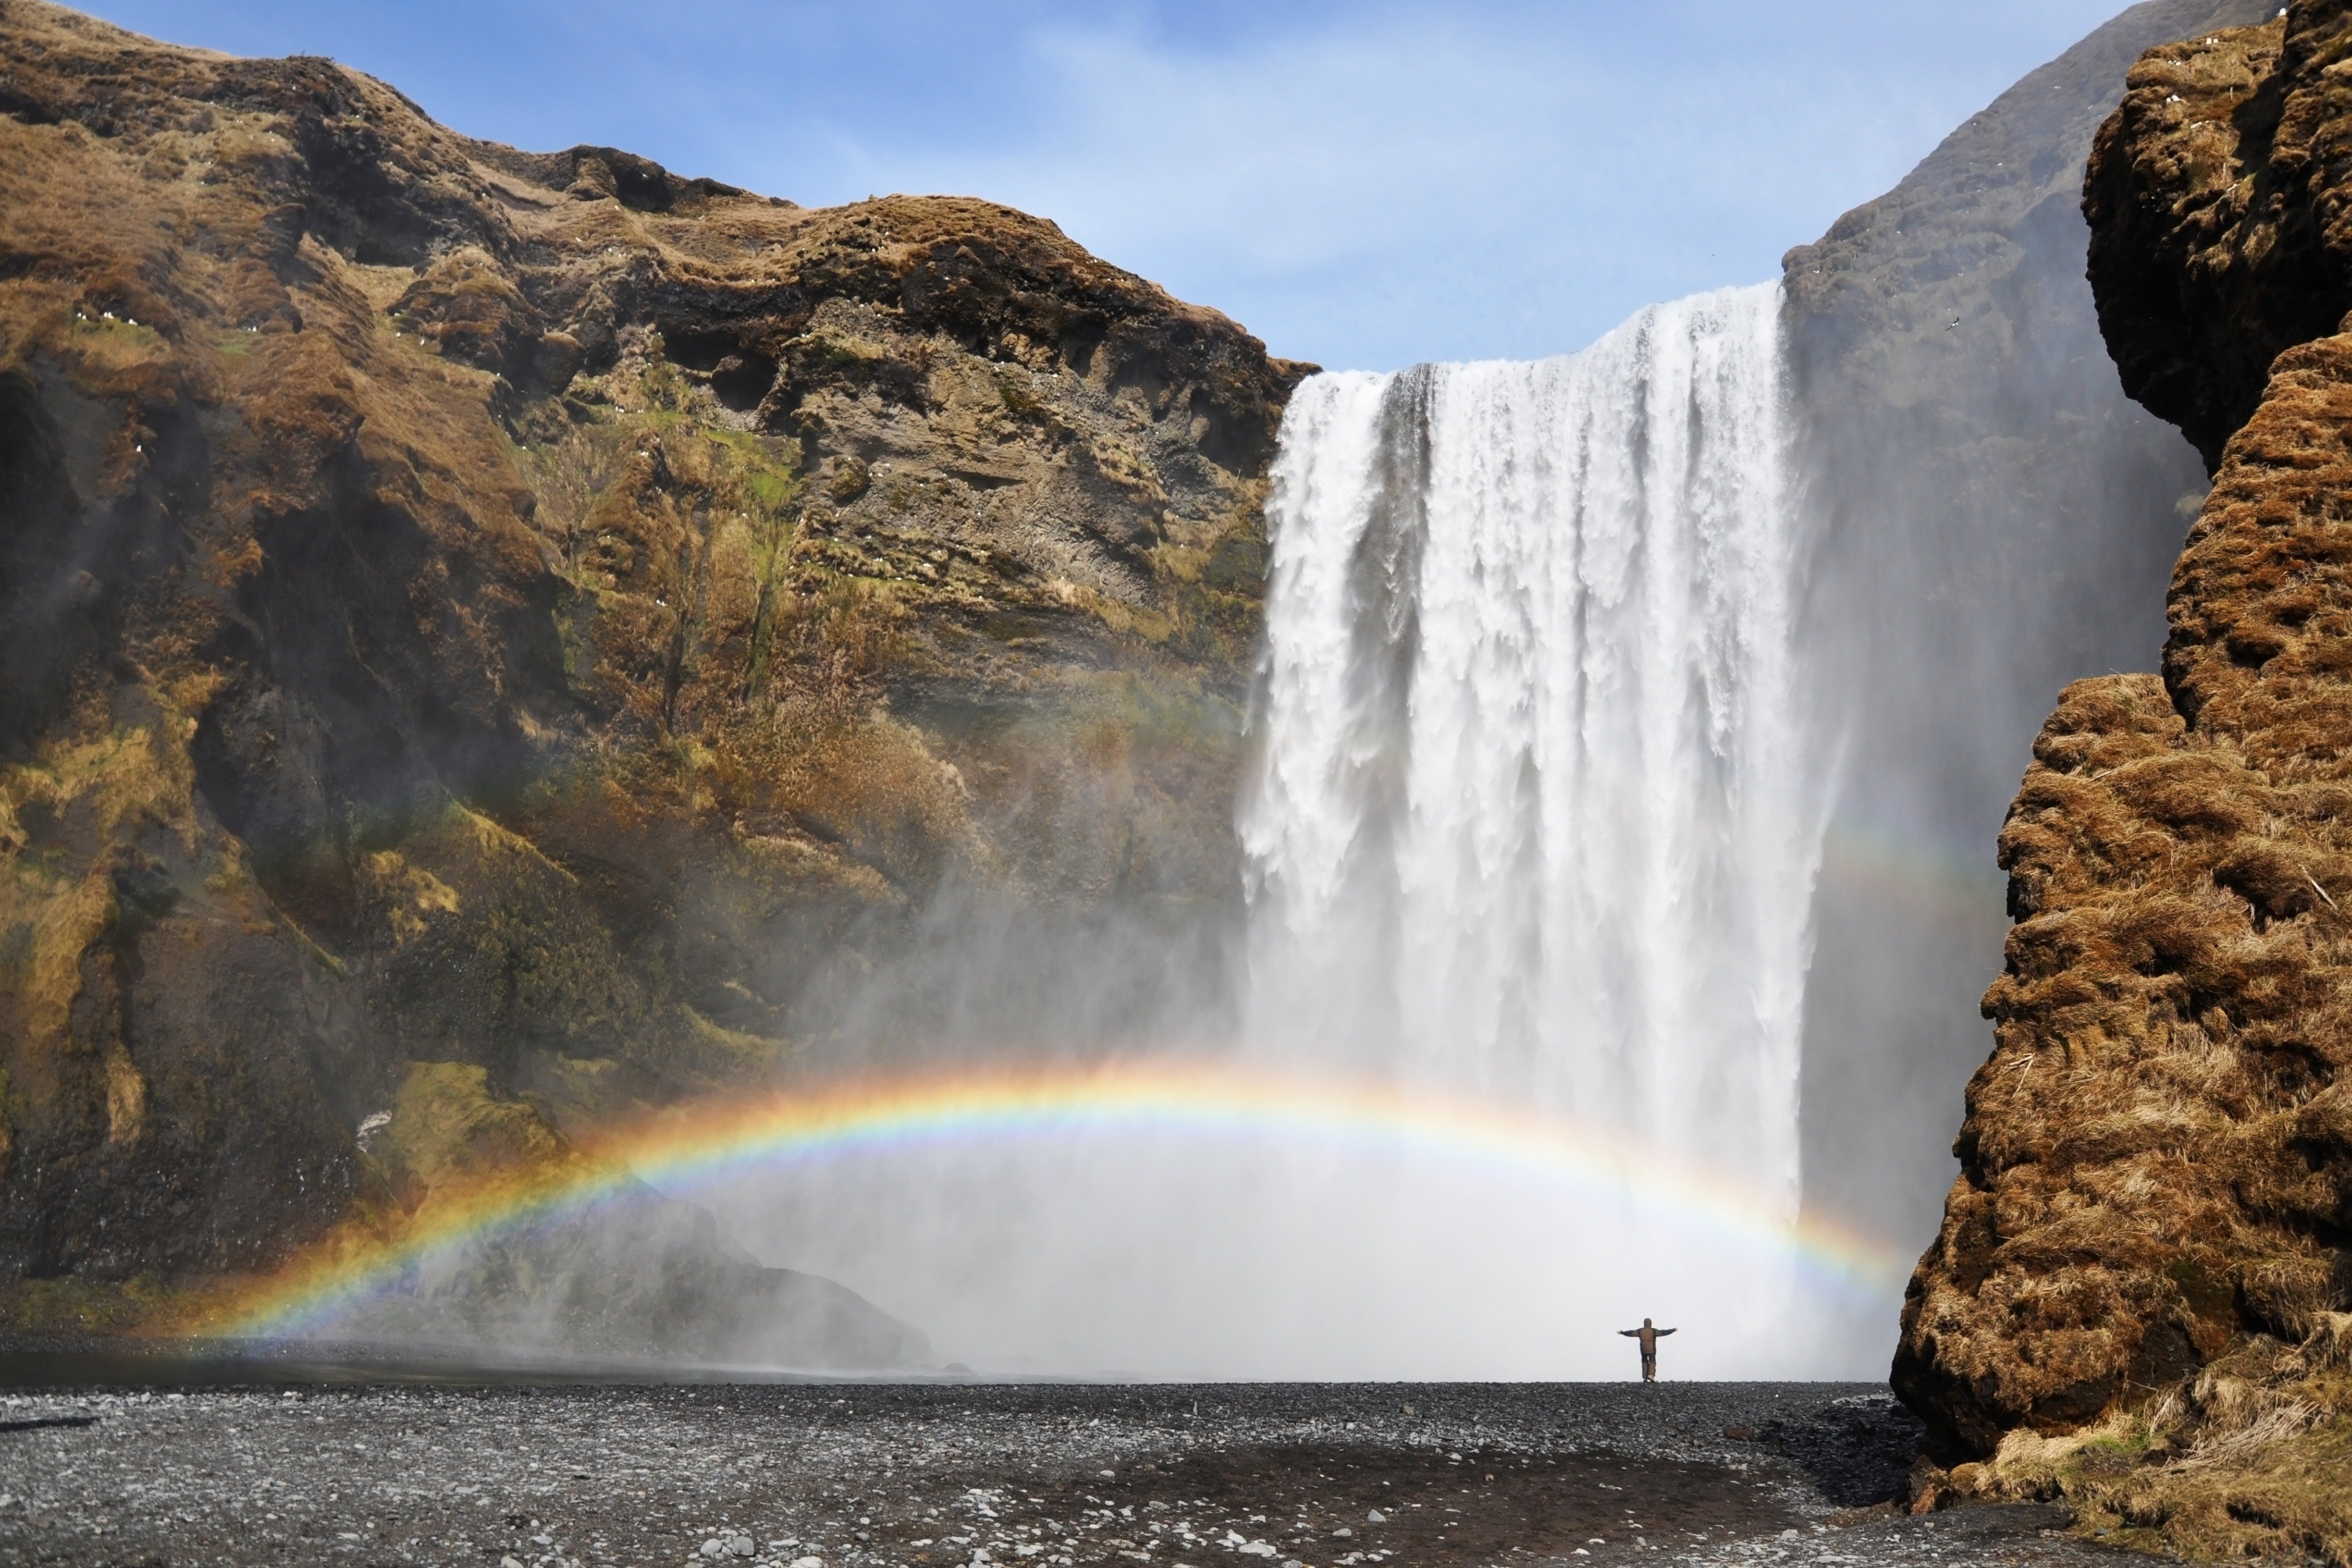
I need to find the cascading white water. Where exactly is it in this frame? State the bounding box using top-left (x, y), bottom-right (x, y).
top-left (695, 284), bottom-right (1847, 1380)
top-left (1243, 283), bottom-right (1821, 1211)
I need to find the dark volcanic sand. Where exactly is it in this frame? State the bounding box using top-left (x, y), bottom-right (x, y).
top-left (0, 1378), bottom-right (2125, 1567)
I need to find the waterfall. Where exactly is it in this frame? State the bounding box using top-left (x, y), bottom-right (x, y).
top-left (709, 284), bottom-right (1840, 1381)
top-left (1242, 284), bottom-right (1820, 1211)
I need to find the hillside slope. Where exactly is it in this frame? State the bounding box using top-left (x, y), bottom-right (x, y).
top-left (0, 0), bottom-right (1306, 1343)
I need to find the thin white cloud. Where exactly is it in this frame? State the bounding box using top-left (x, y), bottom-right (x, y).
top-left (790, 3), bottom-right (2114, 367)
top-left (86, 0), bottom-right (2149, 368)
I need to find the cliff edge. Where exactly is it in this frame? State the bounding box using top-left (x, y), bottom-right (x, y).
top-left (0, 0), bottom-right (1307, 1352)
top-left (1894, 6), bottom-right (2352, 1556)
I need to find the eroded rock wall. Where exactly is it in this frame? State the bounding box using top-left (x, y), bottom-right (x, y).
top-left (1897, 5), bottom-right (2352, 1463)
top-left (0, 0), bottom-right (1308, 1296)
top-left (1778, 0), bottom-right (2269, 1280)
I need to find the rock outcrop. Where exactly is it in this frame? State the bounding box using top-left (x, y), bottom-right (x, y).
top-left (1895, 5), bottom-right (2352, 1557)
top-left (0, 0), bottom-right (1307, 1344)
top-left (2083, 13), bottom-right (2352, 472)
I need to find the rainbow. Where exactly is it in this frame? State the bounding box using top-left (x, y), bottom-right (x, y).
top-left (217, 1060), bottom-right (1911, 1340)
top-left (1819, 815), bottom-right (2007, 914)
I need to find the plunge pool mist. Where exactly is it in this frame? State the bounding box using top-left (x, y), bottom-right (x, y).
top-left (693, 284), bottom-right (1859, 1378)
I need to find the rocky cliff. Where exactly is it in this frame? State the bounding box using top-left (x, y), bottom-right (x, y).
top-left (1778, 0), bottom-right (2271, 1305)
top-left (1894, 6), bottom-right (2352, 1558)
top-left (0, 0), bottom-right (1307, 1349)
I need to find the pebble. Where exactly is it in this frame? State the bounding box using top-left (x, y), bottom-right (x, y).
top-left (0, 1380), bottom-right (2119, 1567)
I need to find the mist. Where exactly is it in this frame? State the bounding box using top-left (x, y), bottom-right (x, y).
top-left (1782, 0), bottom-right (2266, 1311)
top-left (584, 0), bottom-right (2270, 1388)
top-left (694, 1132), bottom-right (1848, 1381)
top-left (212, 0), bottom-right (2263, 1385)
top-left (673, 286), bottom-right (1866, 1381)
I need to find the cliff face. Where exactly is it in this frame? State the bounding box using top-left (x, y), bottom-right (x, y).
top-left (2083, 14), bottom-right (2352, 472)
top-left (1894, 6), bottom-right (2352, 1555)
top-left (1776, 0), bottom-right (2271, 1305)
top-left (0, 0), bottom-right (1306, 1318)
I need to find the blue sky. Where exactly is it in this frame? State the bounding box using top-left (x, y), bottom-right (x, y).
top-left (86, 0), bottom-right (2143, 371)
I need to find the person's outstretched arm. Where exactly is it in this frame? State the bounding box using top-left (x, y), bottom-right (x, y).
top-left (1657, 1328), bottom-right (1677, 1336)
top-left (1619, 1329), bottom-right (1640, 1337)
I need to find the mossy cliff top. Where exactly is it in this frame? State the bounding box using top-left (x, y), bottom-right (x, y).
top-left (0, 0), bottom-right (1311, 1325)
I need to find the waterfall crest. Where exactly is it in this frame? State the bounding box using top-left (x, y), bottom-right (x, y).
top-left (1243, 284), bottom-right (1821, 1208)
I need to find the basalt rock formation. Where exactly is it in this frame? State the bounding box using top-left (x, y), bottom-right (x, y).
top-left (0, 0), bottom-right (1306, 1352)
top-left (1894, 5), bottom-right (2352, 1556)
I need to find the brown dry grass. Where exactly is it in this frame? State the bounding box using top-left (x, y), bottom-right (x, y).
top-left (1919, 1322), bottom-right (2352, 1563)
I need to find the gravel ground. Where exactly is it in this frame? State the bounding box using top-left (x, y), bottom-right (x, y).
top-left (0, 1374), bottom-right (2138, 1567)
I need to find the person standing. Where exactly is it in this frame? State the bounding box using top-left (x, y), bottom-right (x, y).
top-left (1618, 1317), bottom-right (1676, 1381)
